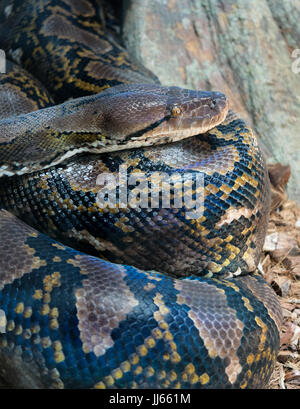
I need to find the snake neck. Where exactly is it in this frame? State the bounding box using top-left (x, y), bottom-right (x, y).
top-left (0, 94), bottom-right (108, 175)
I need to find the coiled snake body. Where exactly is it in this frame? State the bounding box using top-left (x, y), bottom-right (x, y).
top-left (0, 0), bottom-right (282, 389)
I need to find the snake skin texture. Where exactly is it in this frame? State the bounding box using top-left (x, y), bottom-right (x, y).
top-left (0, 0), bottom-right (282, 389)
top-left (0, 0), bottom-right (157, 101)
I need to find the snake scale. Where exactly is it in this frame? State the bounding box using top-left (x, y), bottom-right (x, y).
top-left (0, 0), bottom-right (282, 389)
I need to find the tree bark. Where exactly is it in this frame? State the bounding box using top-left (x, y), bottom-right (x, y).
top-left (123, 0), bottom-right (300, 202)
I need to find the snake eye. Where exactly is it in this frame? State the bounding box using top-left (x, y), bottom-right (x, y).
top-left (171, 106), bottom-right (182, 117)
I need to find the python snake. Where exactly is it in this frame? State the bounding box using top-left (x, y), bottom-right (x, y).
top-left (0, 0), bottom-right (282, 389)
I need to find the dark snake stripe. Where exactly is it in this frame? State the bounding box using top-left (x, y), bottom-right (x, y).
top-left (0, 0), bottom-right (282, 389)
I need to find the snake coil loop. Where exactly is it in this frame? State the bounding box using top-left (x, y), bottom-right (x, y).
top-left (0, 0), bottom-right (281, 389)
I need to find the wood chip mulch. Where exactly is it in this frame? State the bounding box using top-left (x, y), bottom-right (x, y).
top-left (265, 164), bottom-right (300, 389)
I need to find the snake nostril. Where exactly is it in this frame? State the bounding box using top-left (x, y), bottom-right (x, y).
top-left (210, 99), bottom-right (217, 109)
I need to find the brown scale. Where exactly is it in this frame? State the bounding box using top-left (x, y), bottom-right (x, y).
top-left (0, 211), bottom-right (47, 290)
top-left (0, 60), bottom-right (54, 118)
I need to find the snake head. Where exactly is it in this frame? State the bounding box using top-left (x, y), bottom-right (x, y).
top-left (95, 84), bottom-right (229, 150)
top-left (0, 84), bottom-right (228, 176)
